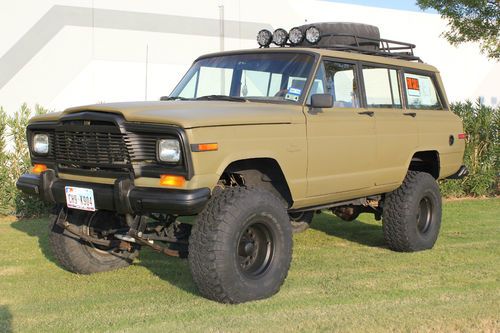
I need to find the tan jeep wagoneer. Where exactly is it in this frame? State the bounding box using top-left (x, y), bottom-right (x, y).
top-left (17, 22), bottom-right (467, 303)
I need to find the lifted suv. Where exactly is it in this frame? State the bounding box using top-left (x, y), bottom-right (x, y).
top-left (17, 22), bottom-right (467, 303)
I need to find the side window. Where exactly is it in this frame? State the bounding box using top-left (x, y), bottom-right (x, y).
top-left (308, 60), bottom-right (359, 108)
top-left (404, 73), bottom-right (443, 110)
top-left (362, 66), bottom-right (402, 108)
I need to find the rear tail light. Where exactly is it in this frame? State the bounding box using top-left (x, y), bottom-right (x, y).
top-left (458, 133), bottom-right (468, 140)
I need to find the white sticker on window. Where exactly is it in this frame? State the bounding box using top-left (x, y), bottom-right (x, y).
top-left (285, 87), bottom-right (301, 101)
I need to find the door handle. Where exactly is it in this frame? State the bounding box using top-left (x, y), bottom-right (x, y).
top-left (403, 112), bottom-right (417, 117)
top-left (358, 111), bottom-right (374, 117)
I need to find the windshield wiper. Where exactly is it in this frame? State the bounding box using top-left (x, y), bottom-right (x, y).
top-left (195, 95), bottom-right (247, 102)
top-left (160, 96), bottom-right (190, 101)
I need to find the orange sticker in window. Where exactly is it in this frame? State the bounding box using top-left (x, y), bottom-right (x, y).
top-left (406, 77), bottom-right (420, 90)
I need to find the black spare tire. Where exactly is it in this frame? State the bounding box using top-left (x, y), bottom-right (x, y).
top-left (298, 22), bottom-right (380, 50)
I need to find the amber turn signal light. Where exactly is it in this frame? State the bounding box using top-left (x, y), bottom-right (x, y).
top-left (32, 164), bottom-right (48, 173)
top-left (159, 174), bottom-right (186, 187)
top-left (192, 143), bottom-right (218, 152)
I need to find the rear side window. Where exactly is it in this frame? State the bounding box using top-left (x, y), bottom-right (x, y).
top-left (362, 66), bottom-right (402, 108)
top-left (404, 73), bottom-right (443, 110)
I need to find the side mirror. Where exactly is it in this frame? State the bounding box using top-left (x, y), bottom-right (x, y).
top-left (160, 96), bottom-right (170, 101)
top-left (311, 94), bottom-right (333, 108)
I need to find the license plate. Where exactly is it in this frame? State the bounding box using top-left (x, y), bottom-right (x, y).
top-left (65, 186), bottom-right (96, 211)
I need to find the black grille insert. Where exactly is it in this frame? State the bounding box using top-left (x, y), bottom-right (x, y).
top-left (54, 125), bottom-right (130, 169)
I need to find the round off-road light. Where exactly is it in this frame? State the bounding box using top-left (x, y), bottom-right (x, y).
top-left (288, 27), bottom-right (304, 45)
top-left (305, 26), bottom-right (321, 44)
top-left (272, 28), bottom-right (288, 46)
top-left (256, 29), bottom-right (273, 47)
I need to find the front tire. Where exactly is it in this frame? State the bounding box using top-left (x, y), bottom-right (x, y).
top-left (188, 187), bottom-right (293, 304)
top-left (49, 209), bottom-right (137, 274)
top-left (382, 171), bottom-right (442, 252)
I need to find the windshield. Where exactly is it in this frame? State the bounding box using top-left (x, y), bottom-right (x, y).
top-left (170, 52), bottom-right (315, 103)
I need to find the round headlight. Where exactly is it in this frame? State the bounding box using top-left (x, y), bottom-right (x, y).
top-left (305, 26), bottom-right (321, 44)
top-left (33, 133), bottom-right (49, 154)
top-left (256, 29), bottom-right (273, 47)
top-left (272, 28), bottom-right (288, 46)
top-left (158, 139), bottom-right (181, 163)
top-left (288, 27), bottom-right (304, 45)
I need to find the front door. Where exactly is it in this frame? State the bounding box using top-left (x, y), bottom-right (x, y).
top-left (305, 59), bottom-right (377, 198)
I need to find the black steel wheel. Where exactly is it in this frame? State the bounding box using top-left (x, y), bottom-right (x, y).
top-left (238, 222), bottom-right (274, 277)
top-left (416, 196), bottom-right (433, 234)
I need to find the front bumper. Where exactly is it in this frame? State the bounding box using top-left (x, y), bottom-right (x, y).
top-left (16, 170), bottom-right (211, 215)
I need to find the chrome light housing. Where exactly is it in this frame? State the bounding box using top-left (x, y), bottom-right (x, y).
top-left (256, 29), bottom-right (273, 47)
top-left (158, 139), bottom-right (181, 163)
top-left (305, 26), bottom-right (321, 44)
top-left (288, 27), bottom-right (304, 45)
top-left (33, 133), bottom-right (49, 155)
top-left (272, 28), bottom-right (288, 46)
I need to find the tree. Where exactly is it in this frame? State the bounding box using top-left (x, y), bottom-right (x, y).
top-left (417, 0), bottom-right (499, 60)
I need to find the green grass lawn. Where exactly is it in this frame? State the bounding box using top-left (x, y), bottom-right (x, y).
top-left (0, 198), bottom-right (499, 332)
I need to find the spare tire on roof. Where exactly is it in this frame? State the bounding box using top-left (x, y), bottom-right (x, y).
top-left (298, 22), bottom-right (380, 51)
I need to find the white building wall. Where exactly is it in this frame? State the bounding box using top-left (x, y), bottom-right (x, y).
top-left (0, 0), bottom-right (498, 114)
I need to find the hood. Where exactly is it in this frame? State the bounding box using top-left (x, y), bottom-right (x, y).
top-left (30, 101), bottom-right (303, 128)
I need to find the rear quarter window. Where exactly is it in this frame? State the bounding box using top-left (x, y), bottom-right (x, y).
top-left (404, 72), bottom-right (443, 110)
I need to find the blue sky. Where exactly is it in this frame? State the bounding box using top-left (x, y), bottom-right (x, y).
top-left (327, 0), bottom-right (437, 13)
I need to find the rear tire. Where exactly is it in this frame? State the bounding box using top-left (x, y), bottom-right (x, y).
top-left (289, 211), bottom-right (314, 234)
top-left (49, 209), bottom-right (137, 274)
top-left (188, 187), bottom-right (293, 303)
top-left (382, 171), bottom-right (442, 252)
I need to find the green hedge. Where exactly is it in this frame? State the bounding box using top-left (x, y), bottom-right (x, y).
top-left (0, 104), bottom-right (50, 217)
top-left (0, 101), bottom-right (498, 217)
top-left (440, 100), bottom-right (499, 197)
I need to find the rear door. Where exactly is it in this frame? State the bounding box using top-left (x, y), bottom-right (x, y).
top-left (402, 71), bottom-right (464, 177)
top-left (305, 58), bottom-right (377, 197)
top-left (360, 64), bottom-right (419, 185)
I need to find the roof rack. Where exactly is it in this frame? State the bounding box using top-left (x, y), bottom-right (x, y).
top-left (299, 33), bottom-right (422, 62)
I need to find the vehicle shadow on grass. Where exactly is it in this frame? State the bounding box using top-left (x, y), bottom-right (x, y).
top-left (0, 305), bottom-right (13, 333)
top-left (138, 249), bottom-right (199, 296)
top-left (10, 217), bottom-right (60, 267)
top-left (11, 217), bottom-right (199, 297)
top-left (310, 213), bottom-right (387, 248)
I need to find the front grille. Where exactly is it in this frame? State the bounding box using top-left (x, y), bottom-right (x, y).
top-left (54, 126), bottom-right (130, 169)
top-left (28, 111), bottom-right (192, 179)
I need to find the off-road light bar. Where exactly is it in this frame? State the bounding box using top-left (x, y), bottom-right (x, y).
top-left (288, 27), bottom-right (304, 45)
top-left (305, 26), bottom-right (321, 44)
top-left (272, 28), bottom-right (288, 46)
top-left (257, 29), bottom-right (273, 47)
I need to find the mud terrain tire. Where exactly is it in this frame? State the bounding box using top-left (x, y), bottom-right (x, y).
top-left (49, 209), bottom-right (137, 274)
top-left (188, 187), bottom-right (293, 303)
top-left (383, 171), bottom-right (442, 252)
